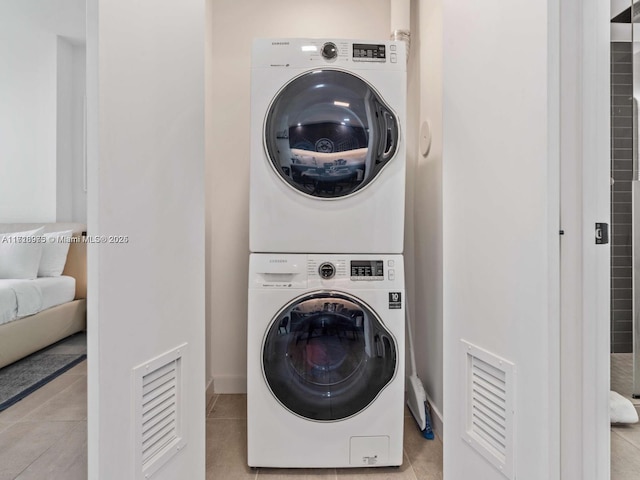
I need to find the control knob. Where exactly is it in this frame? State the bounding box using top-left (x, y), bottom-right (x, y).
top-left (321, 42), bottom-right (338, 60)
top-left (318, 262), bottom-right (336, 279)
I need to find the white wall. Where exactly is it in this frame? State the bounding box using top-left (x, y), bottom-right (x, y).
top-left (206, 0), bottom-right (392, 393)
top-left (87, 0), bottom-right (205, 478)
top-left (0, 5), bottom-right (57, 222)
top-left (71, 50), bottom-right (87, 223)
top-left (56, 38), bottom-right (73, 222)
top-left (57, 39), bottom-right (87, 223)
top-left (408, 0), bottom-right (444, 432)
top-left (0, 0), bottom-right (85, 223)
top-left (442, 0), bottom-right (557, 479)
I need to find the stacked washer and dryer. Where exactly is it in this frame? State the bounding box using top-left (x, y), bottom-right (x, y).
top-left (248, 38), bottom-right (407, 469)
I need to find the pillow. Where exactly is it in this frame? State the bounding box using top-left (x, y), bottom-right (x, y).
top-left (0, 227), bottom-right (45, 279)
top-left (38, 230), bottom-right (73, 277)
top-left (610, 390), bottom-right (639, 424)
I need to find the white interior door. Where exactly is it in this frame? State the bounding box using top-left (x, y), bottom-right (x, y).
top-left (442, 1), bottom-right (561, 479)
top-left (558, 0), bottom-right (611, 479)
top-left (442, 0), bottom-right (610, 477)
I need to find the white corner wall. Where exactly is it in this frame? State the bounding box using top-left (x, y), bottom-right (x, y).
top-left (71, 48), bottom-right (87, 223)
top-left (408, 0), bottom-right (444, 432)
top-left (87, 0), bottom-right (205, 478)
top-left (57, 39), bottom-right (87, 223)
top-left (442, 0), bottom-right (558, 479)
top-left (56, 37), bottom-right (74, 222)
top-left (206, 0), bottom-right (392, 393)
top-left (0, 7), bottom-right (57, 222)
top-left (0, 0), bottom-right (85, 223)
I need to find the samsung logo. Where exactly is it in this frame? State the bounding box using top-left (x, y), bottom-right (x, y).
top-left (271, 42), bottom-right (290, 46)
top-left (269, 259), bottom-right (287, 263)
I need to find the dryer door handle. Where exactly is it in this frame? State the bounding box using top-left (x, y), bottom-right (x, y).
top-left (372, 99), bottom-right (398, 165)
top-left (380, 110), bottom-right (398, 162)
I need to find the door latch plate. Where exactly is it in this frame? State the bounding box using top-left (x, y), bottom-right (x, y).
top-left (595, 223), bottom-right (609, 245)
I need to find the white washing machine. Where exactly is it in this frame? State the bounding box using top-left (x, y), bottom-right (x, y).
top-left (247, 253), bottom-right (405, 468)
top-left (250, 39), bottom-right (406, 254)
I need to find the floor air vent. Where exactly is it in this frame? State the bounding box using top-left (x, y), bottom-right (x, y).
top-left (461, 340), bottom-right (515, 480)
top-left (133, 344), bottom-right (187, 479)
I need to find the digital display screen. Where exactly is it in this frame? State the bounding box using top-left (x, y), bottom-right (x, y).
top-left (350, 260), bottom-right (384, 277)
top-left (353, 43), bottom-right (386, 61)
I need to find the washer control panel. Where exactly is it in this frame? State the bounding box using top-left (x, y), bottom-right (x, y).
top-left (318, 262), bottom-right (336, 279)
top-left (307, 258), bottom-right (389, 282)
top-left (251, 255), bottom-right (402, 289)
top-left (350, 260), bottom-right (384, 281)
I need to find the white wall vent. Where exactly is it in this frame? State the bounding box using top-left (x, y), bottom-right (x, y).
top-left (461, 340), bottom-right (516, 480)
top-left (133, 344), bottom-right (187, 479)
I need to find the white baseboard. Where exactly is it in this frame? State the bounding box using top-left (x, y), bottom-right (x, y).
top-left (212, 374), bottom-right (246, 394)
top-left (426, 394), bottom-right (444, 441)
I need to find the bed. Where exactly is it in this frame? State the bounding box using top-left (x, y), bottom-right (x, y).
top-left (0, 223), bottom-right (86, 369)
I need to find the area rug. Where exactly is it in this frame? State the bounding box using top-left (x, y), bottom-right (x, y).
top-left (0, 332), bottom-right (86, 412)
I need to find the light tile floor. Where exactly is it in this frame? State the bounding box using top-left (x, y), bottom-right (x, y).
top-left (206, 394), bottom-right (444, 480)
top-left (0, 359), bottom-right (443, 480)
top-left (610, 353), bottom-right (640, 480)
top-left (9, 354), bottom-right (640, 479)
top-left (0, 361), bottom-right (87, 480)
top-left (6, 354), bottom-right (640, 479)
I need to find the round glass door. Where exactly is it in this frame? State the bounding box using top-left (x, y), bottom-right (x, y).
top-left (262, 291), bottom-right (397, 421)
top-left (264, 69), bottom-right (399, 199)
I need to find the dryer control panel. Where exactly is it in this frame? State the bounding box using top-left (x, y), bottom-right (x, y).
top-left (352, 43), bottom-right (388, 62)
top-left (252, 38), bottom-right (405, 70)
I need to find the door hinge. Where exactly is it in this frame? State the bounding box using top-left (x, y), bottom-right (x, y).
top-left (595, 223), bottom-right (609, 245)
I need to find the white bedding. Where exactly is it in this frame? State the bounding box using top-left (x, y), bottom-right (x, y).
top-left (0, 276), bottom-right (76, 326)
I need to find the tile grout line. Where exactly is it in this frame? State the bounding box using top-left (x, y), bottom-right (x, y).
top-left (207, 394), bottom-right (220, 416)
top-left (11, 420), bottom-right (82, 480)
top-left (403, 450), bottom-right (420, 480)
top-left (611, 428), bottom-right (640, 452)
top-left (0, 421), bottom-right (13, 435)
top-left (21, 375), bottom-right (87, 423)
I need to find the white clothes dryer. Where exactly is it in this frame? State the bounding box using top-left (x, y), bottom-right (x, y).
top-left (250, 39), bottom-right (406, 254)
top-left (247, 253), bottom-right (405, 468)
